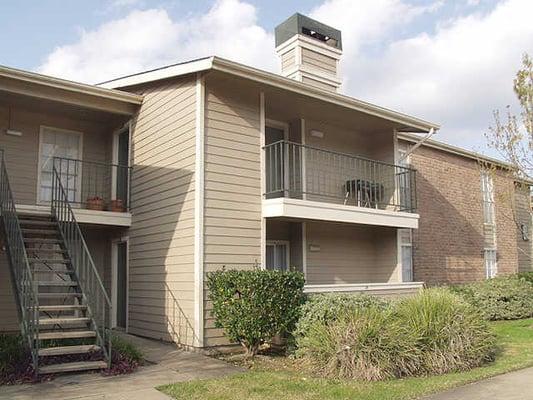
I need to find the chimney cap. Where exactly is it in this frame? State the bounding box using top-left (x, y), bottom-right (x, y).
top-left (275, 13), bottom-right (342, 50)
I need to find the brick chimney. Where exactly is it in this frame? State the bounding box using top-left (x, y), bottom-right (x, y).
top-left (275, 13), bottom-right (342, 92)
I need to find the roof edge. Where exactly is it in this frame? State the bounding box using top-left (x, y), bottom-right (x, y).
top-left (0, 65), bottom-right (143, 105)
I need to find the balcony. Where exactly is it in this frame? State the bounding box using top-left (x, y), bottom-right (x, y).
top-left (263, 141), bottom-right (419, 228)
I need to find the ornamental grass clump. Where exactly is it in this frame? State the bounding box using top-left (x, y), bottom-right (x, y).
top-left (295, 289), bottom-right (497, 381)
top-left (395, 288), bottom-right (497, 375)
top-left (297, 305), bottom-right (420, 381)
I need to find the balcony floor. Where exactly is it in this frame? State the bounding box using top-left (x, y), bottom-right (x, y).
top-left (263, 197), bottom-right (419, 229)
top-left (16, 204), bottom-right (132, 227)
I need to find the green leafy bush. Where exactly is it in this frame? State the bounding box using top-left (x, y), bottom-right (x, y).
top-left (0, 334), bottom-right (26, 375)
top-left (517, 271), bottom-right (533, 285)
top-left (454, 276), bottom-right (533, 320)
top-left (294, 293), bottom-right (389, 346)
top-left (296, 289), bottom-right (496, 381)
top-left (395, 288), bottom-right (496, 375)
top-left (207, 269), bottom-right (305, 358)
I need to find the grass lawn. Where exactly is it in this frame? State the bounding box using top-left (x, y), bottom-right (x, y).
top-left (159, 318), bottom-right (533, 400)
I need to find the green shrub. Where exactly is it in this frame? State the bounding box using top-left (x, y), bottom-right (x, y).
top-left (454, 276), bottom-right (533, 320)
top-left (294, 293), bottom-right (389, 345)
top-left (295, 289), bottom-right (496, 381)
top-left (207, 269), bottom-right (305, 358)
top-left (0, 334), bottom-right (26, 374)
top-left (111, 334), bottom-right (143, 363)
top-left (517, 271), bottom-right (533, 285)
top-left (395, 288), bottom-right (496, 375)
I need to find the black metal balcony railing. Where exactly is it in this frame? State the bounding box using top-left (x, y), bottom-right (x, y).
top-left (52, 157), bottom-right (131, 212)
top-left (264, 140), bottom-right (417, 213)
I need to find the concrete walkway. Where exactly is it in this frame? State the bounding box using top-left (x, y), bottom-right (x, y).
top-left (0, 333), bottom-right (241, 400)
top-left (424, 367), bottom-right (533, 400)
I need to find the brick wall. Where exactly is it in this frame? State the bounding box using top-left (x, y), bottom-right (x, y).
top-left (406, 143), bottom-right (531, 285)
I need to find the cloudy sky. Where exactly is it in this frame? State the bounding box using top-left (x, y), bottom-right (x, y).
top-left (1, 0), bottom-right (532, 156)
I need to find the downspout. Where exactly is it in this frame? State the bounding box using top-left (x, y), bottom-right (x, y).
top-left (398, 128), bottom-right (437, 162)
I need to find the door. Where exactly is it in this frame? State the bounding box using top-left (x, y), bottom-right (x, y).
top-left (266, 240), bottom-right (290, 271)
top-left (115, 128), bottom-right (130, 206)
top-left (113, 240), bottom-right (128, 329)
top-left (39, 127), bottom-right (83, 204)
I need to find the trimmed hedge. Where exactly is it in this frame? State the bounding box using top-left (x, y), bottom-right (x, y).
top-left (296, 289), bottom-right (496, 381)
top-left (207, 269), bottom-right (305, 358)
top-left (452, 276), bottom-right (533, 320)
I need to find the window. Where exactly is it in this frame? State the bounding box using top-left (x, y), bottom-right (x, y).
top-left (481, 170), bottom-right (498, 278)
top-left (266, 241), bottom-right (290, 271)
top-left (39, 127), bottom-right (82, 203)
top-left (521, 224), bottom-right (529, 241)
top-left (481, 171), bottom-right (495, 224)
top-left (484, 249), bottom-right (497, 279)
top-left (399, 229), bottom-right (413, 282)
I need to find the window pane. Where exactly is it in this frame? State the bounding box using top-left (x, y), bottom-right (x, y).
top-left (401, 246), bottom-right (413, 282)
top-left (275, 244), bottom-right (287, 271)
top-left (266, 245), bottom-right (275, 270)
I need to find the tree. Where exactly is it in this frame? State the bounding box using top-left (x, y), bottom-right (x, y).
top-left (487, 53), bottom-right (533, 180)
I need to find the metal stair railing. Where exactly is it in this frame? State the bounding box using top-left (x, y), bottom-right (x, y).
top-left (51, 163), bottom-right (112, 368)
top-left (0, 151), bottom-right (39, 372)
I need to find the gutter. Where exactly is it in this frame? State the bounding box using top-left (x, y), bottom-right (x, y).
top-left (398, 128), bottom-right (437, 162)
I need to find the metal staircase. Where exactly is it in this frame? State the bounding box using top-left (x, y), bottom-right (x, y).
top-left (0, 152), bottom-right (112, 375)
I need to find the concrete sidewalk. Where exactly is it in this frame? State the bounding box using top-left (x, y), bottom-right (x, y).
top-left (424, 367), bottom-right (533, 400)
top-left (0, 333), bottom-right (241, 400)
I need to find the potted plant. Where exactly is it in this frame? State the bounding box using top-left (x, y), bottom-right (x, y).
top-left (109, 199), bottom-right (125, 212)
top-left (86, 196), bottom-right (104, 211)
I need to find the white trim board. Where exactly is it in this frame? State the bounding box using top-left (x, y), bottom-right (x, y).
top-left (193, 73), bottom-right (206, 348)
top-left (263, 198), bottom-right (419, 229)
top-left (304, 282), bottom-right (424, 294)
top-left (16, 204), bottom-right (132, 227)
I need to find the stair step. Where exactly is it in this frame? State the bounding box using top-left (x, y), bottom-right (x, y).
top-left (26, 249), bottom-right (68, 255)
top-left (38, 281), bottom-right (78, 287)
top-left (22, 229), bottom-right (59, 235)
top-left (24, 238), bottom-right (62, 244)
top-left (38, 345), bottom-right (100, 357)
top-left (33, 268), bottom-right (74, 275)
top-left (38, 305), bottom-right (87, 312)
top-left (39, 330), bottom-right (96, 340)
top-left (39, 360), bottom-right (107, 374)
top-left (30, 258), bottom-right (69, 264)
top-left (38, 292), bottom-right (82, 299)
top-left (19, 219), bottom-right (58, 227)
top-left (39, 317), bottom-right (90, 326)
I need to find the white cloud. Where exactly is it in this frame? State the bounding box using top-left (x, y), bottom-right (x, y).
top-left (311, 0), bottom-right (533, 151)
top-left (37, 0), bottom-right (533, 153)
top-left (38, 0), bottom-right (275, 84)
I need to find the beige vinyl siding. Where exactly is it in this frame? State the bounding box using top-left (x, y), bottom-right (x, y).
top-left (306, 222), bottom-right (398, 284)
top-left (281, 48), bottom-right (296, 72)
top-left (0, 103), bottom-right (113, 205)
top-left (203, 76), bottom-right (262, 346)
top-left (128, 76), bottom-right (198, 346)
top-left (301, 48), bottom-right (337, 75)
top-left (301, 76), bottom-right (336, 92)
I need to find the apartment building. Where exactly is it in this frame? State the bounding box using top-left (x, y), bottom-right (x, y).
top-left (0, 13), bottom-right (530, 375)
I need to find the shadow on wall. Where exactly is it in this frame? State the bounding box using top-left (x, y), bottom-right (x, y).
top-left (128, 162), bottom-right (197, 346)
top-left (413, 173), bottom-right (485, 285)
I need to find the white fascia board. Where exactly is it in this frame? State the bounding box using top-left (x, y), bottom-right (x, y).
top-left (262, 198), bottom-right (419, 229)
top-left (99, 57), bottom-right (214, 89)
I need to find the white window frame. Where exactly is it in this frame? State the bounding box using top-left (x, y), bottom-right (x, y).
top-left (111, 236), bottom-right (129, 330)
top-left (484, 249), bottom-right (497, 279)
top-left (397, 228), bottom-right (413, 282)
top-left (266, 240), bottom-right (290, 271)
top-left (111, 122), bottom-right (131, 202)
top-left (37, 125), bottom-right (84, 205)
